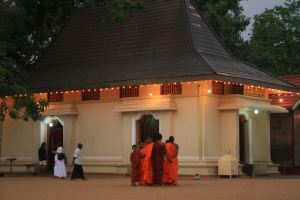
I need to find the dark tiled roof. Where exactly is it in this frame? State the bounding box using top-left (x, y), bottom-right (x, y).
top-left (281, 76), bottom-right (300, 87)
top-left (27, 0), bottom-right (298, 92)
top-left (269, 76), bottom-right (300, 108)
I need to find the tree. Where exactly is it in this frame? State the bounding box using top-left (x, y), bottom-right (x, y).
top-left (0, 0), bottom-right (143, 121)
top-left (247, 0), bottom-right (300, 75)
top-left (193, 0), bottom-right (250, 56)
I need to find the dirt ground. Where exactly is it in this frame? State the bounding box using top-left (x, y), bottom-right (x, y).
top-left (1, 176), bottom-right (300, 200)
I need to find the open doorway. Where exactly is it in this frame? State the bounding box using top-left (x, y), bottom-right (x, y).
top-left (136, 114), bottom-right (159, 145)
top-left (47, 119), bottom-right (63, 171)
top-left (239, 114), bottom-right (247, 164)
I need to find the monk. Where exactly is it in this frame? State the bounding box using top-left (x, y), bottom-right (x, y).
top-left (139, 138), bottom-right (153, 185)
top-left (151, 133), bottom-right (166, 186)
top-left (138, 142), bottom-right (145, 185)
top-left (163, 136), bottom-right (179, 185)
top-left (130, 145), bottom-right (140, 186)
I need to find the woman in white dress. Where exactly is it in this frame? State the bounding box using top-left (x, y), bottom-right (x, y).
top-left (54, 146), bottom-right (67, 178)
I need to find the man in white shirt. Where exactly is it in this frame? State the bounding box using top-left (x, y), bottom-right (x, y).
top-left (71, 143), bottom-right (86, 180)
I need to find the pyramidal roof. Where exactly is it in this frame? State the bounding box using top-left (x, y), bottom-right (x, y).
top-left (28, 0), bottom-right (297, 92)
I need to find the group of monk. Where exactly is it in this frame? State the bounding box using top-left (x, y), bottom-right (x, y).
top-left (130, 133), bottom-right (179, 186)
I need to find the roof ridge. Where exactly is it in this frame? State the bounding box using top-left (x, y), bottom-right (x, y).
top-left (187, 0), bottom-right (233, 57)
top-left (182, 0), bottom-right (217, 75)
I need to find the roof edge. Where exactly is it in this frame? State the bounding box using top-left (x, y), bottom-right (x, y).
top-left (27, 73), bottom-right (299, 93)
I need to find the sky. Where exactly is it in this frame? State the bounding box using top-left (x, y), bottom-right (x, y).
top-left (240, 0), bottom-right (286, 40)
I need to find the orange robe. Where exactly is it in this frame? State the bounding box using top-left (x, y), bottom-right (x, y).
top-left (163, 143), bottom-right (178, 185)
top-left (130, 151), bottom-right (140, 184)
top-left (140, 143), bottom-right (153, 185)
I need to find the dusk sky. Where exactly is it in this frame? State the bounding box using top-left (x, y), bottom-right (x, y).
top-left (240, 0), bottom-right (286, 40)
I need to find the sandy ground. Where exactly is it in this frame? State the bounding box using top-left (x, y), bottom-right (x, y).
top-left (1, 176), bottom-right (300, 200)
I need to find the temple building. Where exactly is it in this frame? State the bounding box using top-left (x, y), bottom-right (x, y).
top-left (269, 76), bottom-right (300, 174)
top-left (0, 0), bottom-right (298, 175)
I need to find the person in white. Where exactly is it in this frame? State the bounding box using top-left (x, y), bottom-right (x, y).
top-left (54, 146), bottom-right (67, 178)
top-left (71, 143), bottom-right (86, 180)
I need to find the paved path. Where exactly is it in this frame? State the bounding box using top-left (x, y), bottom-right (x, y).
top-left (1, 176), bottom-right (300, 200)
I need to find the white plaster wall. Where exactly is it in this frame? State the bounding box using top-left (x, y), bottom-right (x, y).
top-left (202, 95), bottom-right (221, 160)
top-left (252, 110), bottom-right (270, 162)
top-left (1, 118), bottom-right (35, 160)
top-left (74, 101), bottom-right (123, 162)
top-left (172, 96), bottom-right (200, 161)
top-left (219, 110), bottom-right (239, 159)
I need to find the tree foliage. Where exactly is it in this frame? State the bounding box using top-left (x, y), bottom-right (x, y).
top-left (0, 0), bottom-right (143, 121)
top-left (246, 0), bottom-right (300, 75)
top-left (193, 0), bottom-right (250, 56)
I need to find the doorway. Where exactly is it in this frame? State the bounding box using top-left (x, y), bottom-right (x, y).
top-left (136, 114), bottom-right (159, 145)
top-left (239, 114), bottom-right (247, 164)
top-left (47, 119), bottom-right (63, 171)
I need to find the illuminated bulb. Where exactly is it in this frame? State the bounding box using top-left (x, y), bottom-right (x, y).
top-left (49, 123), bottom-right (53, 127)
top-left (279, 99), bottom-right (283, 102)
top-left (100, 89), bottom-right (103, 91)
top-left (66, 91), bottom-right (69, 94)
top-left (207, 89), bottom-right (212, 93)
top-left (141, 85), bottom-right (143, 87)
top-left (111, 88), bottom-right (114, 90)
top-left (254, 109), bottom-right (259, 115)
top-left (105, 88), bottom-right (108, 91)
top-left (149, 93), bottom-right (153, 96)
top-left (188, 82), bottom-right (190, 84)
top-left (55, 92), bottom-right (58, 94)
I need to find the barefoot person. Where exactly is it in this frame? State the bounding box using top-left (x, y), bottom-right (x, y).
top-left (139, 138), bottom-right (153, 185)
top-left (54, 144), bottom-right (67, 178)
top-left (71, 143), bottom-right (86, 180)
top-left (130, 145), bottom-right (140, 186)
top-left (151, 133), bottom-right (166, 186)
top-left (163, 136), bottom-right (179, 185)
top-left (38, 142), bottom-right (47, 175)
top-left (138, 142), bottom-right (145, 185)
